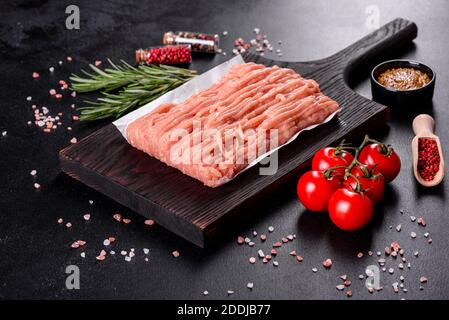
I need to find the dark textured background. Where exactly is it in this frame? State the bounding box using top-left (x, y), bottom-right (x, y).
top-left (0, 0), bottom-right (448, 299)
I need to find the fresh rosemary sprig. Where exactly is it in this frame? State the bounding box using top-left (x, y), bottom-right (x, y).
top-left (70, 59), bottom-right (197, 120)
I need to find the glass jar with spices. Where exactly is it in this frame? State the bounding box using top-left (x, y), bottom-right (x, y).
top-left (136, 45), bottom-right (192, 65)
top-left (163, 31), bottom-right (219, 54)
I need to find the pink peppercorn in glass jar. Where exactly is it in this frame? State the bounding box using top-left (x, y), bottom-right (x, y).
top-left (163, 31), bottom-right (219, 54)
top-left (135, 45), bottom-right (192, 65)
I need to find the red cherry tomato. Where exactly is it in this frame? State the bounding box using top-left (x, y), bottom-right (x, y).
top-left (358, 143), bottom-right (401, 183)
top-left (312, 147), bottom-right (354, 179)
top-left (297, 170), bottom-right (341, 212)
top-left (344, 165), bottom-right (385, 204)
top-left (328, 188), bottom-right (373, 231)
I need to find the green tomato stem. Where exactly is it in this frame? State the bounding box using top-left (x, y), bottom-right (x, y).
top-left (344, 135), bottom-right (371, 179)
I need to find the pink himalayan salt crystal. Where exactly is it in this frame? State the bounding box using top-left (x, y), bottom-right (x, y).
top-left (144, 219), bottom-right (155, 226)
top-left (96, 250), bottom-right (107, 261)
top-left (323, 258), bottom-right (333, 269)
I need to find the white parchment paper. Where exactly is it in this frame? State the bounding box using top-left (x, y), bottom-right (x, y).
top-left (113, 55), bottom-right (340, 181)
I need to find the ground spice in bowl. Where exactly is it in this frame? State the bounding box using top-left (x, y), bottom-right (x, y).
top-left (377, 67), bottom-right (431, 91)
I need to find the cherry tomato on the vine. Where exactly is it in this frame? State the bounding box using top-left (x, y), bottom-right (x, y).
top-left (297, 170), bottom-right (341, 212)
top-left (358, 143), bottom-right (401, 183)
top-left (328, 188), bottom-right (373, 231)
top-left (344, 165), bottom-right (385, 204)
top-left (312, 147), bottom-right (354, 179)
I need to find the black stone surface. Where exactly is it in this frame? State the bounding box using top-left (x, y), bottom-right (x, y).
top-left (0, 0), bottom-right (448, 299)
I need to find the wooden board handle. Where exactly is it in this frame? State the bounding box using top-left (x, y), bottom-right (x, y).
top-left (341, 18), bottom-right (417, 75)
top-left (413, 114), bottom-right (435, 136)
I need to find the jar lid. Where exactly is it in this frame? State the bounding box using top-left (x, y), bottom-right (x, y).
top-left (135, 49), bottom-right (147, 64)
top-left (163, 32), bottom-right (175, 45)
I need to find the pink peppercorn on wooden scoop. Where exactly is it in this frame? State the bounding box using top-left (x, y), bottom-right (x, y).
top-left (412, 114), bottom-right (445, 187)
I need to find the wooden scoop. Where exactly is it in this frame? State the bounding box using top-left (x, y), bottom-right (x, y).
top-left (412, 114), bottom-right (445, 187)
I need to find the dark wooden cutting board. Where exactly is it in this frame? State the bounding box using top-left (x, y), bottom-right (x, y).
top-left (60, 18), bottom-right (417, 247)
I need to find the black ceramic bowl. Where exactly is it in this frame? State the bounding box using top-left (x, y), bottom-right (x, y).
top-left (370, 59), bottom-right (435, 108)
